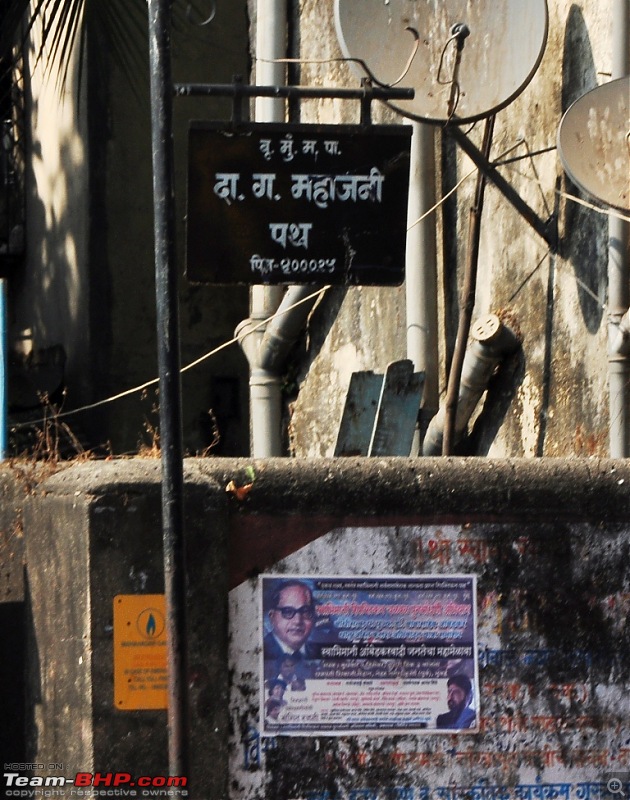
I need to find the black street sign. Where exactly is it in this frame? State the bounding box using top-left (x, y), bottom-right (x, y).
top-left (186, 122), bottom-right (411, 285)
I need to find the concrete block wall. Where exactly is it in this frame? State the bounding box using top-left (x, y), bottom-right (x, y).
top-left (17, 458), bottom-right (630, 798)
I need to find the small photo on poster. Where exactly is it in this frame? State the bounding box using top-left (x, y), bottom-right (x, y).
top-left (260, 575), bottom-right (479, 736)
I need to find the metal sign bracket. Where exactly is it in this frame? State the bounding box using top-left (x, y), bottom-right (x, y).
top-left (173, 76), bottom-right (415, 127)
top-left (446, 124), bottom-right (559, 253)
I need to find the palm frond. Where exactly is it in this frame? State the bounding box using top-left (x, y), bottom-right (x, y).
top-left (1, 0), bottom-right (212, 99)
top-left (41, 0), bottom-right (85, 89)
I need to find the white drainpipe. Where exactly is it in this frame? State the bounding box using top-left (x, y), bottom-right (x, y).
top-left (607, 0), bottom-right (629, 457)
top-left (254, 0), bottom-right (287, 123)
top-left (405, 120), bottom-right (439, 453)
top-left (239, 0), bottom-right (287, 456)
top-left (235, 285), bottom-right (321, 456)
top-left (422, 315), bottom-right (519, 456)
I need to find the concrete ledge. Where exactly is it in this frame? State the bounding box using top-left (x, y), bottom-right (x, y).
top-left (193, 457), bottom-right (630, 519)
top-left (37, 456), bottom-right (630, 519)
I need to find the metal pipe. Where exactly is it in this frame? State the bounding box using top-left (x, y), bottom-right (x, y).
top-left (405, 121), bottom-right (439, 453)
top-left (607, 0), bottom-right (630, 457)
top-left (0, 279), bottom-right (7, 460)
top-left (173, 82), bottom-right (414, 102)
top-left (423, 314), bottom-right (519, 455)
top-left (147, 0), bottom-right (189, 780)
top-left (442, 116), bottom-right (495, 455)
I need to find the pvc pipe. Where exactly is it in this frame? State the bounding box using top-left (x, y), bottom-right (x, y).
top-left (254, 0), bottom-right (287, 123)
top-left (422, 315), bottom-right (519, 456)
top-left (237, 292), bottom-right (284, 458)
top-left (0, 279), bottom-right (7, 460)
top-left (241, 0), bottom-right (288, 456)
top-left (607, 0), bottom-right (629, 457)
top-left (250, 368), bottom-right (284, 456)
top-left (405, 120), bottom-right (439, 453)
top-left (259, 285), bottom-right (320, 373)
top-left (611, 0), bottom-right (629, 79)
top-left (609, 308), bottom-right (630, 357)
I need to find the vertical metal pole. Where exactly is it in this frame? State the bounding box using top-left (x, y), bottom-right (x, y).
top-left (442, 116), bottom-right (495, 455)
top-left (0, 279), bottom-right (7, 460)
top-left (147, 0), bottom-right (189, 781)
top-left (607, 0), bottom-right (630, 457)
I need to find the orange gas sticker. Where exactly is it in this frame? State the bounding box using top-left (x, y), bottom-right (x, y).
top-left (114, 594), bottom-right (167, 710)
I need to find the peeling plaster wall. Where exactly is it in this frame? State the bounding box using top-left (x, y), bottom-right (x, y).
top-left (229, 521), bottom-right (630, 799)
top-left (288, 0), bottom-right (621, 458)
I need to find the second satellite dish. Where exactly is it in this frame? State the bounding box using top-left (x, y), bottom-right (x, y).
top-left (558, 76), bottom-right (630, 212)
top-left (334, 0), bottom-right (549, 124)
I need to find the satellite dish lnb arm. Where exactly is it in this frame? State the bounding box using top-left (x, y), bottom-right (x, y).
top-left (447, 125), bottom-right (558, 252)
top-left (446, 23), bottom-right (470, 119)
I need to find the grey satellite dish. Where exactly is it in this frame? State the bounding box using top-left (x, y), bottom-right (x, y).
top-left (334, 0), bottom-right (549, 124)
top-left (558, 76), bottom-right (630, 212)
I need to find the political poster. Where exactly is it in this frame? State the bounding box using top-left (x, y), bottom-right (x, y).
top-left (260, 575), bottom-right (479, 735)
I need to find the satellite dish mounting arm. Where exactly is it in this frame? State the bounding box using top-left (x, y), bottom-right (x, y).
top-left (446, 124), bottom-right (558, 252)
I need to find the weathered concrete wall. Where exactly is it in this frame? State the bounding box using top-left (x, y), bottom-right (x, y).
top-left (17, 457), bottom-right (630, 798)
top-left (230, 520), bottom-right (630, 798)
top-left (23, 460), bottom-right (229, 794)
top-left (288, 0), bottom-right (623, 458)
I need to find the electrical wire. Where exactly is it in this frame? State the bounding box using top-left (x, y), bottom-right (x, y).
top-left (12, 137), bottom-right (627, 432)
top-left (407, 165), bottom-right (478, 230)
top-left (11, 285), bottom-right (330, 429)
top-left (258, 27), bottom-right (420, 90)
top-left (407, 137), bottom-right (554, 230)
top-left (436, 31), bottom-right (463, 122)
top-left (502, 162), bottom-right (630, 223)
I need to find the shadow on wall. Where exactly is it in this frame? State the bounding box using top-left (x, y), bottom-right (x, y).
top-left (560, 4), bottom-right (607, 335)
top-left (24, 582), bottom-right (41, 762)
top-left (7, 36), bottom-right (98, 448)
top-left (465, 347), bottom-right (526, 456)
top-left (296, 286), bottom-right (348, 381)
top-left (0, 601), bottom-right (26, 761)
